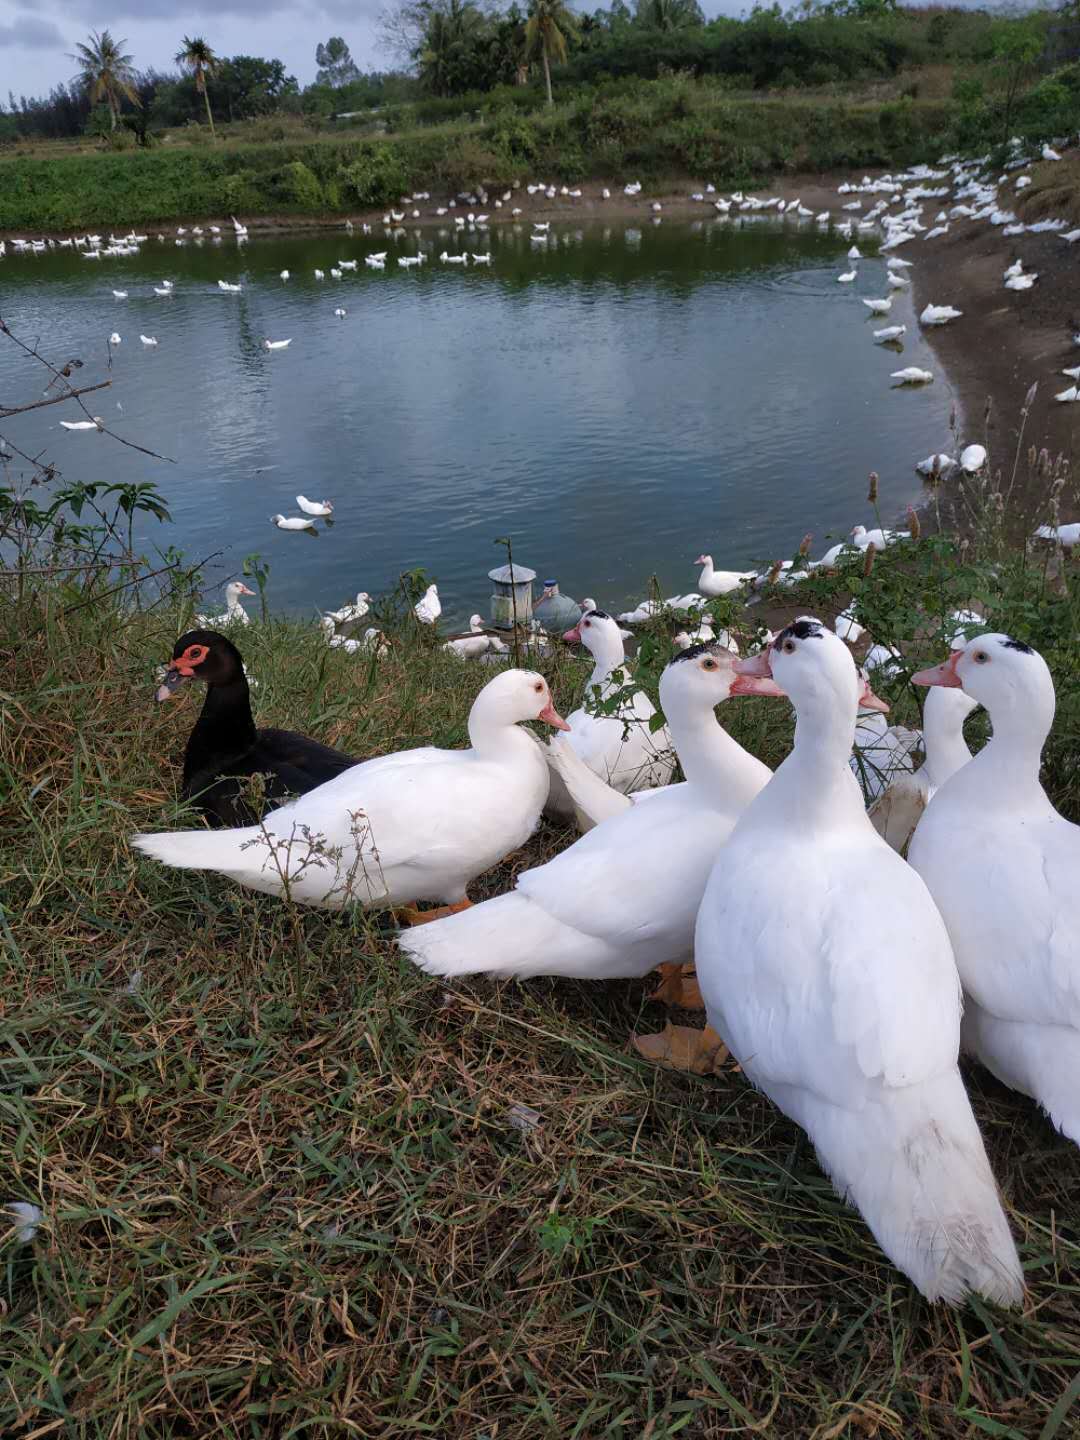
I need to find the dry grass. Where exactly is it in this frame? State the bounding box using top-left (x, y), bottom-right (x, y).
top-left (1016, 148), bottom-right (1080, 228)
top-left (3, 590), bottom-right (1080, 1439)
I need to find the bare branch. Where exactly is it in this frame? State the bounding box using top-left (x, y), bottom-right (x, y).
top-left (0, 316), bottom-right (176, 465)
top-left (0, 380), bottom-right (113, 419)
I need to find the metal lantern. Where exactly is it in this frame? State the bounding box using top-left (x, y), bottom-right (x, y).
top-left (488, 562), bottom-right (536, 630)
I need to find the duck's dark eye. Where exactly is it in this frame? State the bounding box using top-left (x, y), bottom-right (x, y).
top-left (702, 657), bottom-right (718, 671)
top-left (183, 644), bottom-right (209, 666)
top-left (973, 651), bottom-right (989, 664)
top-left (782, 639), bottom-right (796, 655)
top-left (533, 681), bottom-right (543, 693)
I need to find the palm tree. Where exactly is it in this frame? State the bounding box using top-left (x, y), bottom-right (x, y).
top-left (524, 0), bottom-right (578, 107)
top-left (69, 30), bottom-right (139, 131)
top-left (417, 0), bottom-right (484, 97)
top-left (176, 35), bottom-right (221, 136)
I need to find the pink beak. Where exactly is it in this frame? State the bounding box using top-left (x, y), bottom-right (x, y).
top-left (858, 677), bottom-right (890, 713)
top-left (694, 555), bottom-right (708, 565)
top-left (912, 651), bottom-right (963, 688)
top-left (730, 650), bottom-right (786, 698)
top-left (238, 583), bottom-right (256, 595)
top-left (733, 651), bottom-right (773, 678)
top-left (563, 626), bottom-right (581, 645)
top-left (730, 672), bottom-right (786, 698)
top-left (538, 701), bottom-right (571, 733)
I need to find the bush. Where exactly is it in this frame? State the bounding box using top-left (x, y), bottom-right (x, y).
top-left (274, 159), bottom-right (324, 208)
top-left (338, 143), bottom-right (412, 207)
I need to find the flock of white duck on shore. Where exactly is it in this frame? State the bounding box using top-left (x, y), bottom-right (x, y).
top-left (15, 138), bottom-right (1080, 1292)
top-left (133, 591), bottom-right (1079, 1308)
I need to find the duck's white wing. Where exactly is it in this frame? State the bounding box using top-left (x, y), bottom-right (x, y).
top-left (698, 837), bottom-right (960, 1108)
top-left (520, 786), bottom-right (727, 948)
top-left (923, 808), bottom-right (1080, 1027)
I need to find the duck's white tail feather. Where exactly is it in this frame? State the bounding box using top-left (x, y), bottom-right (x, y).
top-left (544, 738), bottom-right (634, 832)
top-left (399, 891), bottom-right (630, 980)
top-left (784, 1071), bottom-right (1023, 1305)
top-left (131, 827), bottom-right (260, 872)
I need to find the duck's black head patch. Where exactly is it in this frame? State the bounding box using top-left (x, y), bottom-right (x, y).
top-left (584, 608), bottom-right (610, 621)
top-left (776, 618), bottom-right (825, 645)
top-left (1001, 637), bottom-right (1032, 654)
top-left (671, 641), bottom-right (726, 665)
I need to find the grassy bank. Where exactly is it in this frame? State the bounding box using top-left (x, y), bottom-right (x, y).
top-left (3, 60), bottom-right (1079, 232)
top-left (4, 433), bottom-right (1080, 1434)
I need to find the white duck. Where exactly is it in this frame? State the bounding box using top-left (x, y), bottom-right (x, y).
top-left (696, 555), bottom-right (754, 597)
top-left (868, 686), bottom-right (978, 853)
top-left (296, 495), bottom-right (333, 517)
top-left (444, 614), bottom-right (495, 659)
top-left (197, 580), bottom-right (256, 628)
top-left (545, 609), bottom-right (675, 820)
top-left (326, 591), bottom-right (371, 625)
top-left (694, 621), bottom-right (1023, 1304)
top-left (891, 367), bottom-right (933, 385)
top-left (910, 635), bottom-right (1080, 1143)
top-left (1034, 522), bottom-right (1080, 547)
top-left (414, 584), bottom-right (441, 625)
top-left (60, 418), bottom-right (103, 432)
top-left (270, 514), bottom-right (316, 531)
top-left (132, 670), bottom-right (568, 920)
top-left (400, 645), bottom-right (776, 981)
top-left (263, 338), bottom-right (292, 351)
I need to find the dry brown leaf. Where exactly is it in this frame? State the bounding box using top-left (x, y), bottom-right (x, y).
top-left (649, 963), bottom-right (705, 1010)
top-left (632, 1022), bottom-right (729, 1075)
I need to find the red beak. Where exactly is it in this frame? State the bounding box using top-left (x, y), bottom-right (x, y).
top-left (912, 651), bottom-right (963, 688)
top-left (562, 626), bottom-right (581, 645)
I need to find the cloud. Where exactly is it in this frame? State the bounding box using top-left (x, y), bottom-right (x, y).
top-left (0, 16), bottom-right (64, 47)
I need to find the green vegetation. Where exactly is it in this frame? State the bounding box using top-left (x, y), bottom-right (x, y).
top-left (1, 5), bottom-right (1078, 229)
top-left (4, 364), bottom-right (1080, 1435)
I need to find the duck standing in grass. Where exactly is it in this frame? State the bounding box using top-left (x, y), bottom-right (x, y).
top-left (154, 630), bottom-right (359, 826)
top-left (134, 669), bottom-right (569, 920)
top-left (910, 635), bottom-right (1080, 1145)
top-left (694, 620), bottom-right (1023, 1304)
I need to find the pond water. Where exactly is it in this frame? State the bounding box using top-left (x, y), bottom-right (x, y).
top-left (0, 219), bottom-right (955, 628)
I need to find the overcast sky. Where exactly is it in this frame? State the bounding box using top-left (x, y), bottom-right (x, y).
top-left (2, 0), bottom-right (997, 103)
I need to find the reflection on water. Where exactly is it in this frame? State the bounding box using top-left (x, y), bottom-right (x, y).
top-left (0, 219), bottom-right (953, 627)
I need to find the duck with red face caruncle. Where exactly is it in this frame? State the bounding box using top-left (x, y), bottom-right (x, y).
top-left (155, 629), bottom-right (358, 827)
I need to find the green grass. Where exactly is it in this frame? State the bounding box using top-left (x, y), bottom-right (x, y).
top-left (5, 465), bottom-right (1080, 1436)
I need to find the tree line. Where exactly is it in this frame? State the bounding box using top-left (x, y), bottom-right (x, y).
top-left (0, 3), bottom-right (1072, 143)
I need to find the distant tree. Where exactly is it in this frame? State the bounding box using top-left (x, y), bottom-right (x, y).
top-left (990, 16), bottom-right (1045, 138)
top-left (416, 0), bottom-right (487, 94)
top-left (634, 0), bottom-right (704, 31)
top-left (524, 0), bottom-right (578, 105)
top-left (69, 30), bottom-right (139, 130)
top-left (209, 56), bottom-right (299, 120)
top-left (175, 36), bottom-right (221, 135)
top-left (316, 36), bottom-right (361, 86)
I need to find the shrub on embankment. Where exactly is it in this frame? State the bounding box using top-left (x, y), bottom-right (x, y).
top-left (0, 82), bottom-right (956, 231)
